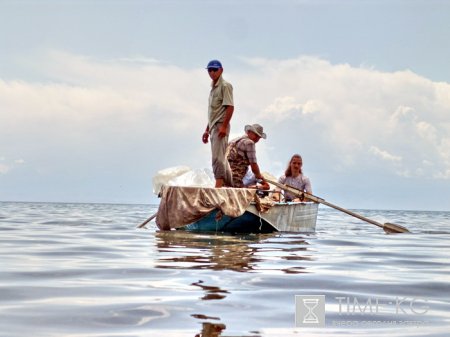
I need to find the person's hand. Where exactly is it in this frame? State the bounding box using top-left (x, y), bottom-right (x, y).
top-left (218, 125), bottom-right (227, 138)
top-left (259, 180), bottom-right (270, 190)
top-left (255, 177), bottom-right (270, 190)
top-left (202, 131), bottom-right (209, 144)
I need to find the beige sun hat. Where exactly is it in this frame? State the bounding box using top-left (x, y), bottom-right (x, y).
top-left (244, 123), bottom-right (267, 139)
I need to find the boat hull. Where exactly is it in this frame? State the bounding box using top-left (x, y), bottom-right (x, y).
top-left (183, 202), bottom-right (318, 233)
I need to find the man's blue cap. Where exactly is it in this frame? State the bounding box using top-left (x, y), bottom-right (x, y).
top-left (206, 60), bottom-right (222, 69)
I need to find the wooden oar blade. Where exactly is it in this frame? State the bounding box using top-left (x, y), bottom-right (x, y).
top-left (383, 222), bottom-right (410, 234)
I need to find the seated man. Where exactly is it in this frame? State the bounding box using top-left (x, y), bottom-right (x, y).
top-left (227, 124), bottom-right (269, 190)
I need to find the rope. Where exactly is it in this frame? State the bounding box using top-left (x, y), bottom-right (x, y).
top-left (253, 193), bottom-right (264, 231)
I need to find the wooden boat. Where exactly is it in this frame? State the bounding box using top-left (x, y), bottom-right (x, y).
top-left (154, 185), bottom-right (319, 233)
top-left (184, 201), bottom-right (319, 233)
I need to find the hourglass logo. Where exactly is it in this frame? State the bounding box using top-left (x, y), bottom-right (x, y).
top-left (295, 295), bottom-right (325, 327)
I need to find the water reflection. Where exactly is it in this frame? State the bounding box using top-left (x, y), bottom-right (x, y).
top-left (190, 279), bottom-right (230, 336)
top-left (154, 230), bottom-right (314, 274)
top-left (191, 280), bottom-right (229, 300)
top-left (194, 322), bottom-right (226, 337)
top-left (155, 231), bottom-right (315, 336)
top-left (155, 231), bottom-right (264, 272)
top-left (192, 316), bottom-right (261, 337)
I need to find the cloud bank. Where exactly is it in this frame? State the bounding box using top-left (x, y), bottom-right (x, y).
top-left (1, 51), bottom-right (449, 208)
top-left (235, 57), bottom-right (450, 180)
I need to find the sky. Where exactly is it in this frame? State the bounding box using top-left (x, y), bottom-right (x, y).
top-left (0, 0), bottom-right (449, 211)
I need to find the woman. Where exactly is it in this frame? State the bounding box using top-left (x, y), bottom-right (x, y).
top-left (274, 154), bottom-right (312, 202)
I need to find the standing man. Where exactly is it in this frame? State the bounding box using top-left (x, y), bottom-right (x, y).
top-left (202, 59), bottom-right (234, 188)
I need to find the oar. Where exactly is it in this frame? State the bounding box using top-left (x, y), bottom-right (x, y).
top-left (137, 212), bottom-right (157, 228)
top-left (264, 176), bottom-right (409, 234)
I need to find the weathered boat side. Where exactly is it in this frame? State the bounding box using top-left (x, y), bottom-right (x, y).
top-left (183, 201), bottom-right (318, 233)
top-left (246, 202), bottom-right (318, 232)
top-left (183, 209), bottom-right (275, 233)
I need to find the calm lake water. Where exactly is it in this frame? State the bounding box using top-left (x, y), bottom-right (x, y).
top-left (0, 201), bottom-right (449, 337)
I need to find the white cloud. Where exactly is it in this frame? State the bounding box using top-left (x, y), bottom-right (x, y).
top-left (262, 96), bottom-right (302, 121)
top-left (369, 146), bottom-right (402, 163)
top-left (388, 105), bottom-right (415, 127)
top-left (261, 96), bottom-right (322, 122)
top-left (117, 56), bottom-right (162, 64)
top-left (416, 121), bottom-right (437, 143)
top-left (302, 100), bottom-right (323, 115)
top-left (0, 158), bottom-right (25, 175)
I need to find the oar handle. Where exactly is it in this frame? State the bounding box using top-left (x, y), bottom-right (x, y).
top-left (287, 186), bottom-right (383, 227)
top-left (264, 176), bottom-right (409, 233)
top-left (267, 177), bottom-right (382, 227)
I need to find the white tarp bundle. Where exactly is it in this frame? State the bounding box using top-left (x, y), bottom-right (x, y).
top-left (152, 166), bottom-right (214, 195)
